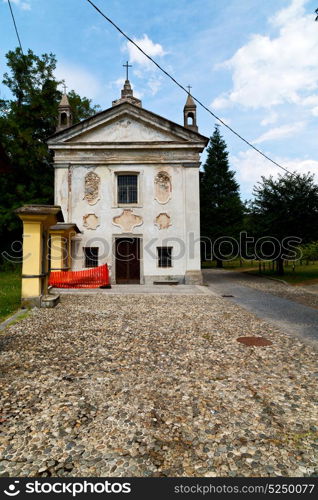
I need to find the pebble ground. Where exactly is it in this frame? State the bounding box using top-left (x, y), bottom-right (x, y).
top-left (0, 294), bottom-right (317, 477)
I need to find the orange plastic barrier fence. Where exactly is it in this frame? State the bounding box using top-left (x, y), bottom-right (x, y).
top-left (49, 264), bottom-right (111, 289)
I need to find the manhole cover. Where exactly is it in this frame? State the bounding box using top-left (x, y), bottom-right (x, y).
top-left (222, 294), bottom-right (234, 298)
top-left (237, 336), bottom-right (272, 346)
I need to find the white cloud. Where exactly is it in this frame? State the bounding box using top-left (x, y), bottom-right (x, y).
top-left (3, 0), bottom-right (31, 10)
top-left (124, 34), bottom-right (165, 69)
top-left (121, 35), bottom-right (166, 97)
top-left (232, 150), bottom-right (282, 195)
top-left (260, 111), bottom-right (278, 126)
top-left (133, 69), bottom-right (143, 78)
top-left (231, 149), bottom-right (318, 198)
top-left (211, 0), bottom-right (318, 112)
top-left (253, 122), bottom-right (305, 144)
top-left (113, 77), bottom-right (125, 88)
top-left (147, 76), bottom-right (163, 96)
top-left (270, 0), bottom-right (306, 27)
top-left (300, 94), bottom-right (318, 116)
top-left (301, 95), bottom-right (318, 107)
top-left (211, 95), bottom-right (230, 110)
top-left (55, 62), bottom-right (103, 101)
top-left (133, 88), bottom-right (143, 100)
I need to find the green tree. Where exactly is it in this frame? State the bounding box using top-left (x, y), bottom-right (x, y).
top-left (68, 89), bottom-right (100, 124)
top-left (250, 173), bottom-right (318, 275)
top-left (301, 241), bottom-right (318, 263)
top-left (0, 48), bottom-right (100, 264)
top-left (200, 125), bottom-right (244, 267)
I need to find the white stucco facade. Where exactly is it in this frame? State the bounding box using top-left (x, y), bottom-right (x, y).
top-left (48, 86), bottom-right (208, 284)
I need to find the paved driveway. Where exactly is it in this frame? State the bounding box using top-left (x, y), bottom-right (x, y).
top-left (203, 269), bottom-right (318, 346)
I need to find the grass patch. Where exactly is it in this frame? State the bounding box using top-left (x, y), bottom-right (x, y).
top-left (5, 310), bottom-right (30, 326)
top-left (202, 259), bottom-right (318, 285)
top-left (0, 269), bottom-right (21, 322)
top-left (202, 259), bottom-right (264, 269)
top-left (249, 263), bottom-right (318, 285)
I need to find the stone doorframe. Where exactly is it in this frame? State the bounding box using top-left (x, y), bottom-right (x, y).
top-left (111, 234), bottom-right (144, 285)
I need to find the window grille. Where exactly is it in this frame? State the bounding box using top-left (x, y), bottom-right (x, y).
top-left (84, 247), bottom-right (99, 268)
top-left (117, 174), bottom-right (138, 204)
top-left (157, 247), bottom-right (172, 268)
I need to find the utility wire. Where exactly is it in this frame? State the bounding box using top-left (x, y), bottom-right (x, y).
top-left (7, 0), bottom-right (24, 55)
top-left (85, 0), bottom-right (293, 175)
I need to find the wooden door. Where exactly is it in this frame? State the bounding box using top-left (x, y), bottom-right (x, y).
top-left (115, 238), bottom-right (140, 284)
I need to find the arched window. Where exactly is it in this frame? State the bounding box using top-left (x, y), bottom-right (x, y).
top-left (187, 112), bottom-right (194, 126)
top-left (61, 112), bottom-right (67, 125)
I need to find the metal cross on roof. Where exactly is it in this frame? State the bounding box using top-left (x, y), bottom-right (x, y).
top-left (62, 83), bottom-right (68, 94)
top-left (187, 85), bottom-right (192, 94)
top-left (123, 61), bottom-right (132, 80)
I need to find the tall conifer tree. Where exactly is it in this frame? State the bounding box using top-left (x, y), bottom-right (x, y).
top-left (200, 125), bottom-right (243, 267)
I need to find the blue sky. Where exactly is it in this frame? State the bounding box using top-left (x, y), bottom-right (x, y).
top-left (1, 0), bottom-right (318, 200)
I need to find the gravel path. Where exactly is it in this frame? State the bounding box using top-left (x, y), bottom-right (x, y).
top-left (0, 294), bottom-right (317, 478)
top-left (203, 270), bottom-right (318, 346)
top-left (203, 269), bottom-right (318, 310)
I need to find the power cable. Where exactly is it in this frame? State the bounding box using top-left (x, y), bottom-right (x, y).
top-left (7, 0), bottom-right (24, 55)
top-left (85, 0), bottom-right (293, 175)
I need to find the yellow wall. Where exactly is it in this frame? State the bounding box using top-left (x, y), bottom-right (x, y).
top-left (50, 231), bottom-right (74, 270)
top-left (21, 221), bottom-right (42, 298)
top-left (18, 213), bottom-right (58, 305)
top-left (50, 233), bottom-right (65, 270)
top-left (16, 207), bottom-right (77, 307)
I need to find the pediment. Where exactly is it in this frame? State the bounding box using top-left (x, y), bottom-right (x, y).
top-left (48, 102), bottom-right (208, 146)
top-left (69, 115), bottom-right (182, 143)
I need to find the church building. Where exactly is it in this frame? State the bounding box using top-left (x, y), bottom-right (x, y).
top-left (47, 75), bottom-right (208, 285)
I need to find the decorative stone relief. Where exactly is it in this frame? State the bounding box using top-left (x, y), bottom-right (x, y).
top-left (155, 213), bottom-right (171, 230)
top-left (112, 209), bottom-right (143, 232)
top-left (84, 171), bottom-right (100, 205)
top-left (83, 213), bottom-right (100, 230)
top-left (154, 171), bottom-right (172, 204)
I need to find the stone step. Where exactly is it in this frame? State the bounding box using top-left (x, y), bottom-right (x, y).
top-left (153, 280), bottom-right (179, 285)
top-left (41, 294), bottom-right (60, 308)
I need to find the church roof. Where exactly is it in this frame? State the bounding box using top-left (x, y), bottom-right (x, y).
top-left (184, 93), bottom-right (196, 108)
top-left (58, 93), bottom-right (71, 107)
top-left (48, 99), bottom-right (208, 145)
top-left (50, 76), bottom-right (208, 145)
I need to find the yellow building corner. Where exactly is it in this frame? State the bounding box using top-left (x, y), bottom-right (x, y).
top-left (15, 205), bottom-right (79, 308)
